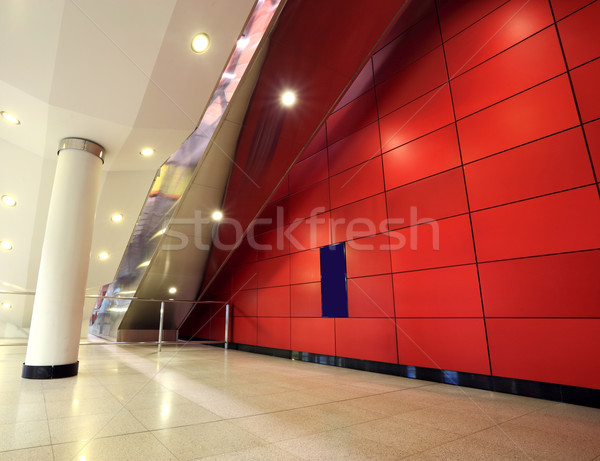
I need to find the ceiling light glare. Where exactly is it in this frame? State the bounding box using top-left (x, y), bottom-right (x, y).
top-left (191, 33), bottom-right (210, 53)
top-left (98, 251), bottom-right (109, 260)
top-left (0, 241), bottom-right (13, 251)
top-left (168, 287), bottom-right (177, 294)
top-left (111, 213), bottom-right (123, 223)
top-left (1, 195), bottom-right (16, 207)
top-left (137, 260), bottom-right (150, 268)
top-left (0, 111), bottom-right (20, 125)
top-left (281, 90), bottom-right (296, 107)
top-left (211, 210), bottom-right (223, 221)
top-left (140, 148), bottom-right (154, 157)
top-left (1, 302), bottom-right (11, 310)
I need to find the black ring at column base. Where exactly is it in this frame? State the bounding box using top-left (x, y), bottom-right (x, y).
top-left (22, 362), bottom-right (79, 379)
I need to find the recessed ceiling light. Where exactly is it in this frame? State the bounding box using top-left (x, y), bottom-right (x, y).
top-left (98, 251), bottom-right (109, 260)
top-left (140, 148), bottom-right (154, 157)
top-left (168, 287), bottom-right (177, 294)
top-left (111, 213), bottom-right (123, 223)
top-left (1, 302), bottom-right (11, 310)
top-left (212, 210), bottom-right (223, 221)
top-left (191, 33), bottom-right (210, 53)
top-left (0, 241), bottom-right (13, 251)
top-left (1, 195), bottom-right (16, 207)
top-left (281, 90), bottom-right (296, 107)
top-left (0, 111), bottom-right (20, 125)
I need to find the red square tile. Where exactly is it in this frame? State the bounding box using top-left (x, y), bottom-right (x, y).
top-left (287, 212), bottom-right (331, 252)
top-left (254, 228), bottom-right (289, 260)
top-left (571, 58), bottom-right (600, 123)
top-left (330, 158), bottom-right (385, 209)
top-left (291, 318), bottom-right (335, 355)
top-left (256, 255), bottom-right (290, 288)
top-left (396, 319), bottom-right (491, 374)
top-left (377, 47), bottom-right (448, 117)
top-left (230, 289), bottom-right (257, 317)
top-left (389, 214), bottom-right (476, 272)
top-left (328, 122), bottom-right (381, 176)
top-left (269, 176), bottom-right (289, 203)
top-left (479, 250), bottom-right (600, 317)
top-left (584, 119), bottom-right (600, 175)
top-left (551, 0), bottom-right (595, 20)
top-left (457, 76), bottom-right (580, 162)
top-left (487, 319), bottom-right (600, 389)
top-left (257, 317), bottom-right (290, 350)
top-left (557, 1), bottom-right (600, 68)
top-left (289, 148), bottom-right (329, 194)
top-left (445, 0), bottom-right (554, 78)
top-left (464, 128), bottom-right (595, 210)
top-left (331, 194), bottom-right (388, 244)
top-left (288, 180), bottom-right (330, 223)
top-left (333, 63), bottom-right (375, 112)
top-left (383, 125), bottom-right (462, 189)
top-left (347, 274), bottom-right (395, 317)
top-left (380, 85), bottom-right (455, 153)
top-left (326, 89), bottom-right (378, 145)
top-left (335, 318), bottom-right (398, 363)
top-left (257, 286), bottom-right (290, 317)
top-left (438, 0), bottom-right (508, 40)
top-left (232, 317), bottom-right (257, 345)
top-left (393, 265), bottom-right (483, 317)
top-left (290, 282), bottom-right (322, 317)
top-left (471, 186), bottom-right (600, 261)
top-left (299, 125), bottom-right (327, 161)
top-left (346, 234), bottom-right (392, 277)
top-left (232, 263), bottom-right (258, 291)
top-left (451, 27), bottom-right (566, 119)
top-left (290, 249), bottom-right (320, 284)
top-left (386, 168), bottom-right (468, 229)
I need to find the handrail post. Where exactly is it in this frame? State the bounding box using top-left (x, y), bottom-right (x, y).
top-left (224, 303), bottom-right (230, 350)
top-left (158, 301), bottom-right (165, 353)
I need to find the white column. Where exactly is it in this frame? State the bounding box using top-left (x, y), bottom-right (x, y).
top-left (23, 138), bottom-right (104, 379)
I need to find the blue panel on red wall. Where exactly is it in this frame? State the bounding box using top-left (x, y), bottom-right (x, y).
top-left (320, 243), bottom-right (349, 318)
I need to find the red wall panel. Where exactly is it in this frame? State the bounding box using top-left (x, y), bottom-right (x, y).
top-left (256, 255), bottom-right (290, 288)
top-left (347, 274), bottom-right (395, 318)
top-left (287, 212), bottom-right (331, 252)
top-left (290, 249), bottom-right (320, 284)
top-left (551, 0), bottom-right (594, 20)
top-left (571, 57), bottom-right (600, 123)
top-left (396, 318), bottom-right (491, 374)
top-left (289, 148), bottom-right (329, 194)
top-left (288, 180), bottom-right (330, 223)
top-left (389, 214), bottom-right (475, 272)
top-left (257, 286), bottom-right (291, 317)
top-left (326, 89), bottom-right (378, 145)
top-left (472, 186), bottom-right (600, 261)
top-left (557, 1), bottom-right (600, 69)
top-left (451, 27), bottom-right (566, 119)
top-left (328, 122), bottom-right (380, 176)
top-left (386, 167), bottom-right (468, 228)
top-left (584, 119), bottom-right (600, 176)
top-left (329, 158), bottom-right (385, 209)
top-left (257, 317), bottom-right (291, 350)
top-left (290, 282), bottom-right (322, 317)
top-left (464, 128), bottom-right (595, 210)
top-left (254, 228), bottom-right (289, 260)
top-left (291, 318), bottom-right (335, 355)
top-left (335, 318), bottom-right (398, 363)
top-left (487, 319), bottom-right (600, 389)
top-left (479, 250), bottom-right (600, 317)
top-left (231, 289), bottom-right (257, 317)
top-left (330, 194), bottom-right (387, 243)
top-left (393, 265), bottom-right (483, 317)
top-left (376, 46), bottom-right (448, 117)
top-left (382, 125), bottom-right (461, 189)
top-left (380, 84), bottom-right (455, 153)
top-left (232, 317), bottom-right (257, 346)
top-left (299, 125), bottom-right (327, 162)
top-left (438, 0), bottom-right (508, 40)
top-left (346, 234), bottom-right (392, 277)
top-left (458, 75), bottom-right (580, 162)
top-left (232, 263), bottom-right (258, 291)
top-left (444, 0), bottom-right (553, 77)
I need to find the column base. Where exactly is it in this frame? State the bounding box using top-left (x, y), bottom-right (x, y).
top-left (22, 362), bottom-right (79, 379)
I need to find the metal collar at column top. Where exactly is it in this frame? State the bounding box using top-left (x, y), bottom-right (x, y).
top-left (58, 138), bottom-right (105, 163)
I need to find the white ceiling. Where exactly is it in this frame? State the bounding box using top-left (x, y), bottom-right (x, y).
top-left (0, 0), bottom-right (257, 337)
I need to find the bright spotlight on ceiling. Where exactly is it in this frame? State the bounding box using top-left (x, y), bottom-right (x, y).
top-left (0, 111), bottom-right (20, 125)
top-left (191, 33), bottom-right (210, 53)
top-left (212, 210), bottom-right (223, 221)
top-left (281, 90), bottom-right (296, 107)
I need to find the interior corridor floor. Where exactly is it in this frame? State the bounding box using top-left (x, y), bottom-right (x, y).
top-left (0, 343), bottom-right (599, 460)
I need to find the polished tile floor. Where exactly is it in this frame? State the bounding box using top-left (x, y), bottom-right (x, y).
top-left (0, 343), bottom-right (599, 460)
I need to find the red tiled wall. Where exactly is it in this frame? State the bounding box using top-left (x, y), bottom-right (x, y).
top-left (190, 0), bottom-right (600, 389)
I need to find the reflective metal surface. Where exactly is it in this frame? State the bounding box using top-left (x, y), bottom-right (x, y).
top-left (89, 0), bottom-right (282, 340)
top-left (58, 138), bottom-right (105, 162)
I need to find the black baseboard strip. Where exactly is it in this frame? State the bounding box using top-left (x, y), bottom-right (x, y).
top-left (222, 343), bottom-right (600, 408)
top-left (22, 362), bottom-right (79, 379)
